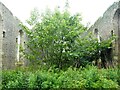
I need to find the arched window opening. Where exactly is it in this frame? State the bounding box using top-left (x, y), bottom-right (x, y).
top-left (111, 30), bottom-right (114, 36)
top-left (94, 28), bottom-right (98, 35)
top-left (16, 30), bottom-right (24, 62)
top-left (19, 30), bottom-right (24, 45)
top-left (16, 38), bottom-right (18, 43)
top-left (94, 28), bottom-right (101, 43)
top-left (3, 31), bottom-right (5, 38)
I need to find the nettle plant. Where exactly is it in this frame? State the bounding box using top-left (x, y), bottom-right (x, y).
top-left (21, 7), bottom-right (114, 69)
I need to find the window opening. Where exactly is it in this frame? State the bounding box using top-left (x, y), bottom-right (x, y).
top-left (3, 31), bottom-right (5, 38)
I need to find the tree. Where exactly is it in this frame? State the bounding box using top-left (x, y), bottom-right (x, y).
top-left (21, 7), bottom-right (113, 69)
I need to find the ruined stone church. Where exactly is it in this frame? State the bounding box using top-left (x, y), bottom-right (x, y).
top-left (0, 1), bottom-right (120, 69)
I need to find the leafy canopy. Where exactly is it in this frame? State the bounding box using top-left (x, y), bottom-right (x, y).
top-left (21, 6), bottom-right (113, 69)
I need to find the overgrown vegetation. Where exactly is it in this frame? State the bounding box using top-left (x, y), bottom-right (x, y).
top-left (21, 5), bottom-right (114, 69)
top-left (2, 1), bottom-right (118, 89)
top-left (2, 65), bottom-right (119, 89)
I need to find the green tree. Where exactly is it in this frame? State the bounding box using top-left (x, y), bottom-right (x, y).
top-left (21, 7), bottom-right (113, 69)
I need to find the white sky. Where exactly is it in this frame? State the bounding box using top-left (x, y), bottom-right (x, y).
top-left (0, 0), bottom-right (118, 26)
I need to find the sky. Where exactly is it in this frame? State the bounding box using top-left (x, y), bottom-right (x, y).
top-left (0, 0), bottom-right (118, 26)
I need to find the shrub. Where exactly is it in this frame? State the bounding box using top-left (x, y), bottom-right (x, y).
top-left (2, 65), bottom-right (119, 89)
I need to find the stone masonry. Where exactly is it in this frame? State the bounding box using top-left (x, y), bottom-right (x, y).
top-left (0, 2), bottom-right (23, 69)
top-left (0, 1), bottom-right (120, 69)
top-left (89, 1), bottom-right (120, 66)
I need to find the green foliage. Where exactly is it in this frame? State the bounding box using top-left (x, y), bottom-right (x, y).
top-left (2, 66), bottom-right (119, 89)
top-left (26, 8), bottom-right (40, 26)
top-left (21, 5), bottom-right (114, 68)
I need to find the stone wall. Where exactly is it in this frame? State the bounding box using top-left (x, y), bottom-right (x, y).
top-left (0, 2), bottom-right (21, 69)
top-left (0, 3), bottom-right (3, 70)
top-left (89, 1), bottom-right (120, 66)
top-left (0, 1), bottom-right (120, 69)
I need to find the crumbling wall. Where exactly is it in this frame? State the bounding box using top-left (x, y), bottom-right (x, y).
top-left (89, 1), bottom-right (120, 67)
top-left (89, 2), bottom-right (118, 39)
top-left (0, 3), bottom-right (3, 70)
top-left (0, 15), bottom-right (2, 70)
top-left (0, 2), bottom-right (21, 69)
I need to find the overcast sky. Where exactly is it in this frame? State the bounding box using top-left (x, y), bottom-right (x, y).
top-left (0, 0), bottom-right (118, 26)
